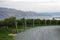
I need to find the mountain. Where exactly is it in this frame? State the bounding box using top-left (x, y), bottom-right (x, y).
top-left (0, 7), bottom-right (17, 19)
top-left (0, 7), bottom-right (60, 20)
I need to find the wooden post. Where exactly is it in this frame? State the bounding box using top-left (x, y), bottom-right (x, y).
top-left (32, 19), bottom-right (34, 27)
top-left (23, 18), bottom-right (26, 30)
top-left (45, 20), bottom-right (46, 25)
top-left (15, 21), bottom-right (18, 33)
top-left (50, 20), bottom-right (51, 25)
top-left (14, 17), bottom-right (18, 33)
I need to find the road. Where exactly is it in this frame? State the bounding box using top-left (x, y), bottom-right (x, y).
top-left (14, 26), bottom-right (60, 40)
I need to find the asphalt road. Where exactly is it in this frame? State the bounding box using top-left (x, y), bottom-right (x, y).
top-left (14, 26), bottom-right (60, 40)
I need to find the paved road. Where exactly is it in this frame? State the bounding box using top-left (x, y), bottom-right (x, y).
top-left (14, 26), bottom-right (60, 40)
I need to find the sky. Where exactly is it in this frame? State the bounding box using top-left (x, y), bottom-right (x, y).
top-left (0, 0), bottom-right (60, 12)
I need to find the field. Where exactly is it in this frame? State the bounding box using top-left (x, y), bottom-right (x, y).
top-left (0, 28), bottom-right (13, 40)
top-left (0, 26), bottom-right (32, 40)
top-left (0, 27), bottom-right (24, 40)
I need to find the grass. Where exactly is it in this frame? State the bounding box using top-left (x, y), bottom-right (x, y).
top-left (0, 27), bottom-right (24, 40)
top-left (0, 28), bottom-right (13, 40)
top-left (0, 26), bottom-right (32, 40)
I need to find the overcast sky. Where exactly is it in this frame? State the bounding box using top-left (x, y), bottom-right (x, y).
top-left (0, 0), bottom-right (60, 12)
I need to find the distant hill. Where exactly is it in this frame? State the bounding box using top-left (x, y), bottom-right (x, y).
top-left (0, 7), bottom-right (60, 19)
top-left (0, 7), bottom-right (17, 19)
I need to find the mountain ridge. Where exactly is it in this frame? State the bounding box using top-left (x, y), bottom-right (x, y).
top-left (0, 7), bottom-right (60, 19)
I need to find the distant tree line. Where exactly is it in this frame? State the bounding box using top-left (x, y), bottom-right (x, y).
top-left (13, 18), bottom-right (60, 27)
top-left (0, 17), bottom-right (16, 28)
top-left (0, 17), bottom-right (60, 28)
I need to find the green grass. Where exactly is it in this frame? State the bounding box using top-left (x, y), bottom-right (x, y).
top-left (0, 26), bottom-right (25, 40)
top-left (0, 28), bottom-right (13, 40)
top-left (0, 26), bottom-right (31, 40)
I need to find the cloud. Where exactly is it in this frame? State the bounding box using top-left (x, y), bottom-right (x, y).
top-left (0, 0), bottom-right (60, 2)
top-left (0, 0), bottom-right (60, 12)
